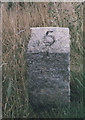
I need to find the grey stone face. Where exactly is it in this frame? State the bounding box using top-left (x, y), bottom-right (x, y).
top-left (27, 27), bottom-right (70, 110)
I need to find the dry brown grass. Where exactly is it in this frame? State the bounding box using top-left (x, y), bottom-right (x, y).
top-left (0, 4), bottom-right (2, 119)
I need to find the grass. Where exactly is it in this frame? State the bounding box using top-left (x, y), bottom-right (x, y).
top-left (2, 2), bottom-right (83, 118)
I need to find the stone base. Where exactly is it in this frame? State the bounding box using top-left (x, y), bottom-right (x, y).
top-left (27, 52), bottom-right (70, 109)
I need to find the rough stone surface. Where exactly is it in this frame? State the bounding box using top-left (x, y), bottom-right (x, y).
top-left (27, 27), bottom-right (70, 110)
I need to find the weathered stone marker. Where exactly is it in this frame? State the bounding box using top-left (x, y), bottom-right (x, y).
top-left (27, 27), bottom-right (70, 110)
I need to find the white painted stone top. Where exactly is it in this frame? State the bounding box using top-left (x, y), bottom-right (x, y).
top-left (28, 27), bottom-right (70, 53)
